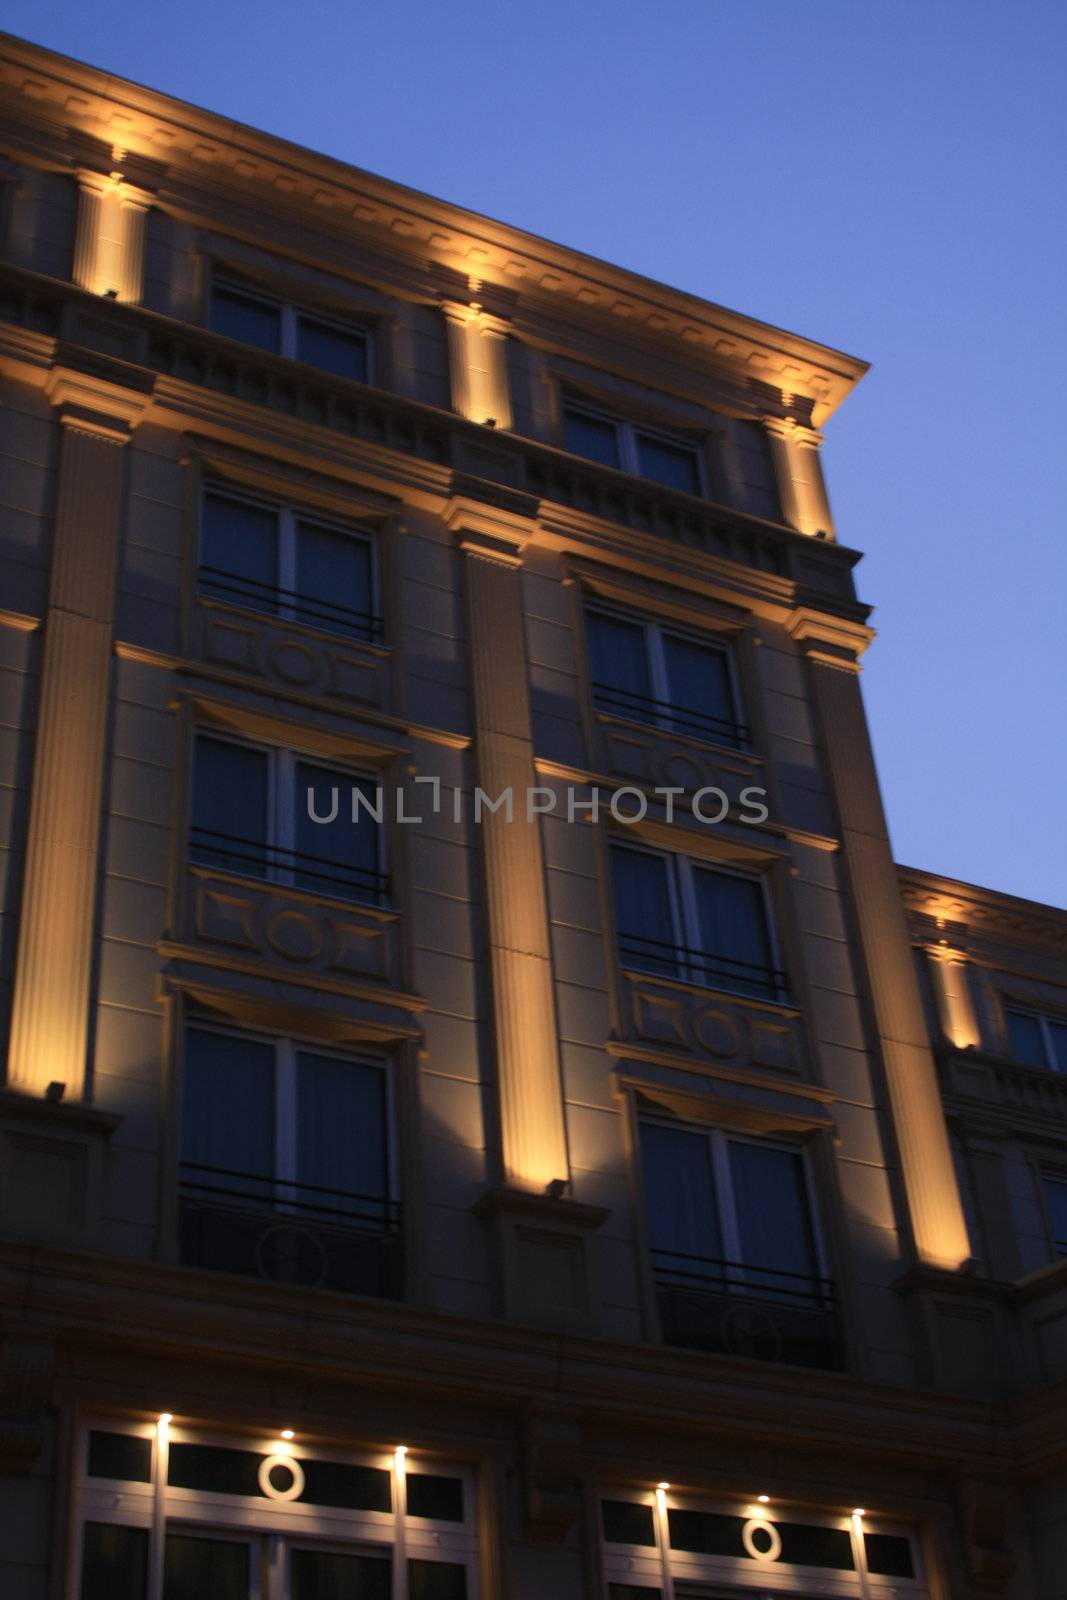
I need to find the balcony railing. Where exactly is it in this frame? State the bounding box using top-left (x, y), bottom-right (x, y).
top-left (178, 1163), bottom-right (403, 1298)
top-left (198, 565), bottom-right (384, 643)
top-left (592, 680), bottom-right (750, 749)
top-left (189, 826), bottom-right (390, 904)
top-left (618, 931), bottom-right (787, 1002)
top-left (652, 1248), bottom-right (844, 1371)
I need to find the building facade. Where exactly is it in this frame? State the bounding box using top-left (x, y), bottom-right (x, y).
top-left (0, 31), bottom-right (1065, 1600)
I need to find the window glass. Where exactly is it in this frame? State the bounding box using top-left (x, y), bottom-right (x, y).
top-left (295, 521), bottom-right (375, 639)
top-left (691, 869), bottom-right (773, 997)
top-left (639, 1122), bottom-right (723, 1273)
top-left (660, 634), bottom-right (735, 742)
top-left (295, 762), bottom-right (380, 901)
top-left (210, 284), bottom-right (282, 353)
top-left (164, 1533), bottom-right (249, 1600)
top-left (290, 1548), bottom-right (391, 1600)
top-left (407, 1472), bottom-right (465, 1522)
top-left (296, 1052), bottom-right (388, 1221)
top-left (607, 1588), bottom-right (661, 1600)
top-left (610, 847), bottom-right (677, 977)
top-left (296, 315), bottom-right (368, 381)
top-left (200, 492), bottom-right (279, 612)
top-left (87, 1430), bottom-right (152, 1484)
top-left (728, 1142), bottom-right (818, 1291)
top-left (298, 1458), bottom-right (391, 1511)
top-left (408, 1560), bottom-right (468, 1600)
top-left (1048, 1020), bottom-right (1067, 1072)
top-left (80, 1522), bottom-right (148, 1600)
top-left (191, 737), bottom-right (269, 878)
top-left (586, 611), bottom-right (652, 713)
top-left (1043, 1175), bottom-right (1067, 1257)
top-left (181, 1029), bottom-right (274, 1200)
top-left (635, 432), bottom-right (701, 495)
top-left (601, 1498), bottom-right (657, 1546)
top-left (564, 408), bottom-right (622, 468)
top-left (865, 1532), bottom-right (916, 1578)
top-left (1006, 1009), bottom-right (1048, 1068)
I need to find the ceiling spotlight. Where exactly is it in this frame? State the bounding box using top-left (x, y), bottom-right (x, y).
top-left (853, 1508), bottom-right (866, 1517)
top-left (757, 1494), bottom-right (770, 1504)
top-left (657, 1481), bottom-right (670, 1491)
top-left (280, 1429), bottom-right (294, 1441)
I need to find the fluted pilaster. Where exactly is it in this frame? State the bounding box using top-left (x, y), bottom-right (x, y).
top-left (764, 417), bottom-right (835, 538)
top-left (444, 302), bottom-right (512, 430)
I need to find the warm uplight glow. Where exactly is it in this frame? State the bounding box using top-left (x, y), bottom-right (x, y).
top-left (657, 1481), bottom-right (669, 1491)
top-left (853, 1508), bottom-right (866, 1517)
top-left (758, 1494), bottom-right (770, 1503)
top-left (158, 1413), bottom-right (173, 1425)
top-left (395, 1445), bottom-right (408, 1458)
top-left (280, 1429), bottom-right (294, 1440)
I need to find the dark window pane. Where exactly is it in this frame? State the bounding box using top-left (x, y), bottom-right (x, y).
top-left (775, 1520), bottom-right (854, 1569)
top-left (407, 1472), bottom-right (464, 1522)
top-left (1043, 1176), bottom-right (1067, 1257)
top-left (728, 1142), bottom-right (818, 1293)
top-left (1049, 1021), bottom-right (1067, 1072)
top-left (691, 869), bottom-right (774, 998)
top-left (608, 1588), bottom-right (661, 1600)
top-left (408, 1560), bottom-right (467, 1600)
top-left (564, 409), bottom-right (621, 469)
top-left (865, 1532), bottom-right (915, 1578)
top-left (80, 1522), bottom-right (148, 1600)
top-left (87, 1430), bottom-right (152, 1483)
top-left (199, 492), bottom-right (279, 614)
top-left (299, 1457), bottom-right (391, 1512)
top-left (640, 1123), bottom-right (722, 1274)
top-left (601, 1498), bottom-right (656, 1546)
top-left (636, 433), bottom-right (701, 495)
top-left (729, 418), bottom-right (781, 521)
top-left (660, 634), bottom-right (736, 744)
top-left (167, 1441), bottom-right (263, 1497)
top-left (295, 763), bottom-right (381, 902)
top-left (164, 1533), bottom-right (249, 1600)
top-left (610, 847), bottom-right (677, 978)
top-left (586, 611), bottom-right (652, 714)
top-left (1006, 1009), bottom-right (1047, 1069)
top-left (291, 1548), bottom-right (391, 1600)
top-left (190, 737), bottom-right (269, 878)
top-left (210, 285), bottom-right (282, 353)
top-left (181, 1029), bottom-right (274, 1196)
top-left (296, 1054), bottom-right (388, 1231)
top-left (295, 522), bottom-right (375, 639)
top-left (667, 1508), bottom-right (744, 1556)
top-left (296, 316), bottom-right (368, 382)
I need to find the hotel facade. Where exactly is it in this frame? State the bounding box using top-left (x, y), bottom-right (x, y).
top-left (0, 31), bottom-right (1065, 1600)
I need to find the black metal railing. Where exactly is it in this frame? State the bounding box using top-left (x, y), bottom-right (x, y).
top-left (178, 1163), bottom-right (403, 1298)
top-left (198, 565), bottom-right (384, 643)
top-left (592, 680), bottom-right (749, 749)
top-left (189, 825), bottom-right (389, 903)
top-left (618, 930), bottom-right (787, 1001)
top-left (652, 1248), bottom-right (844, 1370)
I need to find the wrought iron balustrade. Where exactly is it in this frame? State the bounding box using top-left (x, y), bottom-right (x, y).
top-left (198, 565), bottom-right (384, 643)
top-left (591, 680), bottom-right (749, 749)
top-left (618, 930), bottom-right (787, 1002)
top-left (188, 825), bottom-right (390, 904)
top-left (651, 1247), bottom-right (843, 1370)
top-left (178, 1162), bottom-right (403, 1299)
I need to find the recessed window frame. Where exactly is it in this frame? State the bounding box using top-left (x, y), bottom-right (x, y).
top-left (562, 400), bottom-right (707, 497)
top-left (1003, 1003), bottom-right (1067, 1074)
top-left (209, 274), bottom-right (373, 382)
top-left (188, 728), bottom-right (389, 908)
top-left (198, 483), bottom-right (383, 645)
top-left (585, 601), bottom-right (749, 750)
top-left (610, 838), bottom-right (786, 1003)
top-left (1038, 1168), bottom-right (1067, 1260)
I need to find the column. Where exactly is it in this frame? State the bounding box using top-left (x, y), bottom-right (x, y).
top-left (763, 416), bottom-right (835, 538)
top-left (73, 169), bottom-right (150, 303)
top-left (6, 372), bottom-right (147, 1100)
top-left (925, 945), bottom-right (981, 1050)
top-left (789, 609), bottom-right (971, 1270)
top-left (443, 300), bottom-right (512, 430)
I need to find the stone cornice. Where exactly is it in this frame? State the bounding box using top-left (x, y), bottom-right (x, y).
top-left (0, 32), bottom-right (868, 426)
top-left (899, 865), bottom-right (1067, 956)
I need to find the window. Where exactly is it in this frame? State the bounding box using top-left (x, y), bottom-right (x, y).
top-left (179, 1025), bottom-right (402, 1297)
top-left (199, 488), bottom-right (381, 643)
top-left (563, 404), bottom-right (703, 496)
top-left (1005, 1006), bottom-right (1067, 1072)
top-left (586, 607), bottom-right (746, 748)
top-left (610, 843), bottom-right (782, 1001)
top-left (1041, 1174), bottom-right (1067, 1259)
top-left (189, 733), bottom-right (387, 905)
top-left (638, 1119), bottom-right (841, 1370)
top-left (210, 279), bottom-right (370, 381)
top-left (76, 1421), bottom-right (478, 1599)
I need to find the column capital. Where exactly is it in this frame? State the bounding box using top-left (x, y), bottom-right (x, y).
top-left (444, 484), bottom-right (538, 557)
top-left (786, 606), bottom-right (874, 669)
top-left (45, 364), bottom-right (153, 438)
top-left (761, 412), bottom-right (823, 448)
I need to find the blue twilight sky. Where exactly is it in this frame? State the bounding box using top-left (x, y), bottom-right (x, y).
top-left (5, 3), bottom-right (1065, 906)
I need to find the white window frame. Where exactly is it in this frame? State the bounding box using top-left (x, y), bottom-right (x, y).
top-left (611, 839), bottom-right (783, 1002)
top-left (72, 1418), bottom-right (480, 1600)
top-left (599, 1487), bottom-right (928, 1600)
top-left (586, 602), bottom-right (746, 749)
top-left (1004, 1003), bottom-right (1067, 1073)
top-left (563, 400), bottom-right (706, 495)
top-left (189, 730), bottom-right (387, 906)
top-left (210, 276), bottom-right (372, 380)
top-left (199, 484), bottom-right (381, 643)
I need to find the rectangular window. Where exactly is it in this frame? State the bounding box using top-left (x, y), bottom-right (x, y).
top-left (1006, 1006), bottom-right (1067, 1072)
top-left (610, 843), bottom-right (781, 1000)
top-left (210, 279), bottom-right (369, 382)
top-left (637, 1119), bottom-right (838, 1369)
top-left (563, 404), bottom-right (703, 496)
top-left (1041, 1174), bottom-right (1067, 1259)
top-left (190, 733), bottom-right (386, 905)
top-left (179, 1025), bottom-right (401, 1298)
top-left (586, 607), bottom-right (745, 748)
top-left (199, 488), bottom-right (380, 642)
